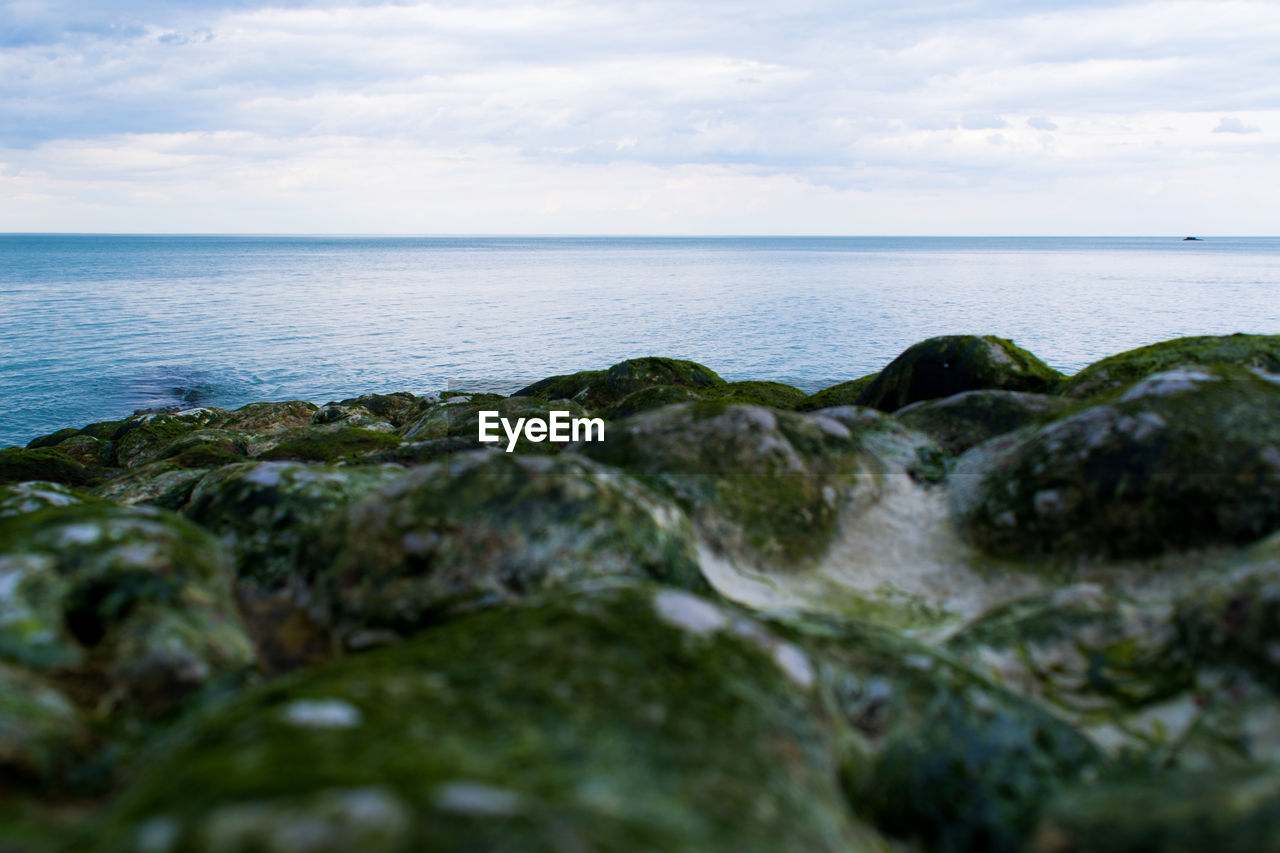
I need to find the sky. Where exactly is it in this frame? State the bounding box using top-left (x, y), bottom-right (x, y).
top-left (1, 0), bottom-right (1277, 234)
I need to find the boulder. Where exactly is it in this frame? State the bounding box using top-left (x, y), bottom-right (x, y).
top-left (305, 452), bottom-right (709, 643)
top-left (93, 585), bottom-right (882, 852)
top-left (0, 504), bottom-right (254, 712)
top-left (856, 336), bottom-right (1063, 413)
top-left (1059, 333), bottom-right (1280, 400)
top-left (182, 462), bottom-right (407, 590)
top-left (951, 366), bottom-right (1280, 558)
top-left (796, 374), bottom-right (878, 412)
top-left (579, 401), bottom-right (946, 569)
top-left (895, 390), bottom-right (1071, 455)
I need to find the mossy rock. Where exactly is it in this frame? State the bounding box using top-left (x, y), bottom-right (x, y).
top-left (255, 426), bottom-right (403, 464)
top-left (708, 381), bottom-right (808, 410)
top-left (25, 428), bottom-right (82, 450)
top-left (1059, 333), bottom-right (1280, 400)
top-left (796, 374), bottom-right (879, 412)
top-left (0, 448), bottom-right (96, 488)
top-left (93, 584), bottom-right (882, 852)
top-left (305, 453), bottom-right (709, 644)
top-left (511, 368), bottom-right (606, 401)
top-left (40, 434), bottom-right (115, 469)
top-left (598, 385), bottom-right (704, 420)
top-left (147, 429), bottom-right (248, 469)
top-left (895, 390), bottom-right (1072, 455)
top-left (182, 462), bottom-right (407, 591)
top-left (1173, 537), bottom-right (1280, 691)
top-left (856, 336), bottom-right (1063, 413)
top-left (0, 482), bottom-right (91, 519)
top-left (211, 401), bottom-right (319, 433)
top-left (1031, 767), bottom-right (1280, 852)
top-left (0, 662), bottom-right (87, 789)
top-left (333, 392), bottom-right (422, 426)
top-left (951, 365), bottom-right (1280, 558)
top-left (579, 402), bottom-right (944, 569)
top-left (399, 397), bottom-right (590, 454)
top-left (771, 612), bottom-right (1098, 853)
top-left (574, 357), bottom-right (725, 410)
top-left (0, 504), bottom-right (253, 712)
top-left (90, 462), bottom-right (212, 510)
top-left (309, 404), bottom-right (395, 432)
top-left (113, 410), bottom-right (226, 469)
top-left (353, 436), bottom-right (492, 467)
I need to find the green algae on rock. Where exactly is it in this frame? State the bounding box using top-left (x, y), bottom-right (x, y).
top-left (90, 462), bottom-right (212, 510)
top-left (183, 461), bottom-right (407, 591)
top-left (895, 389), bottom-right (1072, 455)
top-left (211, 401), bottom-right (319, 434)
top-left (856, 335), bottom-right (1064, 413)
top-left (511, 368), bottom-right (606, 401)
top-left (0, 448), bottom-right (98, 488)
top-left (0, 662), bottom-right (87, 788)
top-left (0, 503), bottom-right (254, 711)
top-left (306, 452), bottom-right (709, 643)
top-left (255, 425), bottom-right (403, 464)
top-left (332, 392), bottom-right (424, 427)
top-left (951, 365), bottom-right (1280, 558)
top-left (579, 401), bottom-right (944, 570)
top-left (399, 396), bottom-right (589, 454)
top-left (796, 374), bottom-right (879, 412)
top-left (0, 482), bottom-right (91, 519)
top-left (94, 585), bottom-right (884, 852)
top-left (1031, 766), bottom-right (1280, 853)
top-left (1059, 333), bottom-right (1280, 400)
top-left (771, 611), bottom-right (1098, 853)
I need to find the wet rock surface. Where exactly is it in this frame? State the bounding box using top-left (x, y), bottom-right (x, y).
top-left (4, 335), bottom-right (1280, 850)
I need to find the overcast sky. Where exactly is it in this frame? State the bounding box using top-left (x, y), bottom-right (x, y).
top-left (1, 0), bottom-right (1277, 234)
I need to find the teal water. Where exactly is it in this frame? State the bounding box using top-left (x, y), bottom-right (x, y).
top-left (3, 235), bottom-right (1279, 447)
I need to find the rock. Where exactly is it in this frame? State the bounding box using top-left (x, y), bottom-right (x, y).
top-left (951, 365), bottom-right (1280, 558)
top-left (93, 585), bottom-right (884, 852)
top-left (112, 410), bottom-right (227, 468)
top-left (310, 404), bottom-right (395, 432)
top-left (332, 392), bottom-right (422, 427)
top-left (91, 462), bottom-right (212, 510)
top-left (182, 462), bottom-right (407, 590)
top-left (146, 430), bottom-right (249, 469)
top-left (0, 503), bottom-right (254, 711)
top-left (510, 368), bottom-right (606, 401)
top-left (709, 381), bottom-right (808, 409)
top-left (1031, 767), bottom-right (1280, 852)
top-left (25, 428), bottom-right (82, 450)
top-left (796, 374), bottom-right (879, 412)
top-left (398, 396), bottom-right (589, 454)
top-left (895, 390), bottom-right (1071, 455)
top-left (254, 425), bottom-right (403, 464)
top-left (776, 612), bottom-right (1098, 853)
top-left (856, 336), bottom-right (1063, 413)
top-left (579, 401), bottom-right (945, 570)
top-left (1059, 333), bottom-right (1280, 399)
top-left (211, 401), bottom-right (319, 433)
top-left (0, 448), bottom-right (97, 488)
top-left (578, 357), bottom-right (725, 409)
top-left (353, 436), bottom-right (492, 467)
top-left (305, 452), bottom-right (709, 643)
top-left (0, 662), bottom-right (87, 787)
top-left (0, 482), bottom-right (90, 519)
top-left (599, 385), bottom-right (704, 420)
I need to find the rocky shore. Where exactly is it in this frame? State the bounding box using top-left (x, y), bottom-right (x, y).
top-left (4, 333), bottom-right (1280, 851)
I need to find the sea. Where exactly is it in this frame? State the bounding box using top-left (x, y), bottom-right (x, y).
top-left (3, 235), bottom-right (1279, 448)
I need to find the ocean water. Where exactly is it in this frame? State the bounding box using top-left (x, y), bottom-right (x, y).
top-left (3, 235), bottom-right (1279, 448)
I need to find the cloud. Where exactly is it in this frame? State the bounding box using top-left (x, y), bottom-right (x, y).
top-left (1213, 116), bottom-right (1261, 134)
top-left (1, 0), bottom-right (1279, 232)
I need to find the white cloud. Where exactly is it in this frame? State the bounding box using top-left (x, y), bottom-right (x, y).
top-left (1, 0), bottom-right (1278, 232)
top-left (1213, 116), bottom-right (1261, 134)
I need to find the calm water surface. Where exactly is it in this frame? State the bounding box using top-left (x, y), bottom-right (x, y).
top-left (3, 235), bottom-right (1279, 446)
